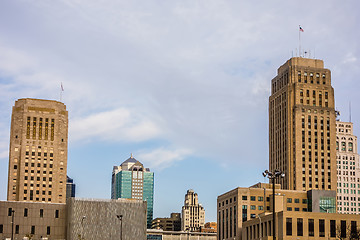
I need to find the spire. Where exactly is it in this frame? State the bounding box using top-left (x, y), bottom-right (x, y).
top-left (130, 153), bottom-right (133, 158)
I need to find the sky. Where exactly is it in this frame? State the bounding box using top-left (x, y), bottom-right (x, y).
top-left (0, 0), bottom-right (359, 222)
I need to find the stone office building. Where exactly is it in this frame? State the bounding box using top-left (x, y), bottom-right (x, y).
top-left (217, 182), bottom-right (337, 240)
top-left (7, 98), bottom-right (68, 204)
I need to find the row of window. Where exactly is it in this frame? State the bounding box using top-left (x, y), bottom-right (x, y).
top-left (218, 206), bottom-right (237, 239)
top-left (0, 224), bottom-right (51, 235)
top-left (8, 208), bottom-right (60, 218)
top-left (26, 117), bottom-right (55, 141)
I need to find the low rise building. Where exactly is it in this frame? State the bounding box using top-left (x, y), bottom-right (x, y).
top-left (0, 201), bottom-right (66, 240)
top-left (242, 211), bottom-right (360, 239)
top-left (217, 183), bottom-right (336, 239)
top-left (201, 222), bottom-right (217, 233)
top-left (152, 213), bottom-right (181, 231)
top-left (147, 229), bottom-right (216, 240)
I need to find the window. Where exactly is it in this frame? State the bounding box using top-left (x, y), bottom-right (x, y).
top-left (24, 208), bottom-right (28, 217)
top-left (330, 220), bottom-right (336, 237)
top-left (287, 198), bottom-right (292, 203)
top-left (8, 208), bottom-right (13, 216)
top-left (55, 209), bottom-right (59, 218)
top-left (341, 220), bottom-right (346, 238)
top-left (258, 206), bottom-right (263, 210)
top-left (319, 219), bottom-right (325, 237)
top-left (308, 219), bottom-right (314, 236)
top-left (0, 224), bottom-right (3, 233)
top-left (287, 207), bottom-right (292, 211)
top-left (250, 196), bottom-right (256, 201)
top-left (286, 218), bottom-right (292, 236)
top-left (31, 226), bottom-right (36, 235)
top-left (258, 196), bottom-right (263, 201)
top-left (297, 218), bottom-right (303, 236)
top-left (47, 226), bottom-right (51, 235)
top-left (15, 225), bottom-right (19, 234)
top-left (294, 198), bottom-right (299, 203)
top-left (250, 205), bottom-right (256, 210)
top-left (40, 209), bottom-right (44, 218)
top-left (242, 196), bottom-right (247, 201)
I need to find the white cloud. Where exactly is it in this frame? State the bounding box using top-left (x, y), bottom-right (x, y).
top-left (137, 147), bottom-right (193, 170)
top-left (69, 108), bottom-right (161, 143)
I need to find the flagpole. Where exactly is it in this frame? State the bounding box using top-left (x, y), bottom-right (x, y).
top-left (299, 25), bottom-right (301, 57)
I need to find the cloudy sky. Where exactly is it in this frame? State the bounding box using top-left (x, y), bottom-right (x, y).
top-left (0, 0), bottom-right (359, 222)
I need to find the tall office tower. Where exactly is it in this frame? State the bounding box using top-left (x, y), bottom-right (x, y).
top-left (269, 57), bottom-right (336, 191)
top-left (66, 176), bottom-right (76, 199)
top-left (111, 155), bottom-right (154, 228)
top-left (336, 121), bottom-right (360, 214)
top-left (7, 98), bottom-right (68, 203)
top-left (181, 189), bottom-right (205, 232)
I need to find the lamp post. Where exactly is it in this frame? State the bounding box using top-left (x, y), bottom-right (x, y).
top-left (117, 215), bottom-right (123, 240)
top-left (11, 210), bottom-right (15, 240)
top-left (80, 216), bottom-right (86, 240)
top-left (257, 214), bottom-right (262, 240)
top-left (262, 169), bottom-right (285, 240)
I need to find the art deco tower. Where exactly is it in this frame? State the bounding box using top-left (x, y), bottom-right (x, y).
top-left (269, 57), bottom-right (336, 191)
top-left (7, 98), bottom-right (68, 203)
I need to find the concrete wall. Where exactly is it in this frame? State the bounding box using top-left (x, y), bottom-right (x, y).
top-left (67, 198), bottom-right (147, 240)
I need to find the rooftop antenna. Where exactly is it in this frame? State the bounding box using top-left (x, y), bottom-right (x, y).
top-left (60, 82), bottom-right (64, 102)
top-left (349, 101), bottom-right (352, 122)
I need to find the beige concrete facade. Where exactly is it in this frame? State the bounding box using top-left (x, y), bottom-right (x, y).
top-left (181, 189), bottom-right (205, 231)
top-left (0, 200), bottom-right (66, 240)
top-left (147, 229), bottom-right (216, 240)
top-left (152, 213), bottom-right (181, 231)
top-left (336, 121), bottom-right (360, 214)
top-left (242, 211), bottom-right (360, 239)
top-left (269, 57), bottom-right (336, 191)
top-left (66, 198), bottom-right (147, 240)
top-left (217, 183), bottom-right (309, 240)
top-left (7, 98), bottom-right (68, 204)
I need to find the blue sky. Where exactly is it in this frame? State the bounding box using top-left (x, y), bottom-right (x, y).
top-left (0, 0), bottom-right (359, 222)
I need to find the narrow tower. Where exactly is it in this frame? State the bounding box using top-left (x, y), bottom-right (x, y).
top-left (269, 57), bottom-right (336, 191)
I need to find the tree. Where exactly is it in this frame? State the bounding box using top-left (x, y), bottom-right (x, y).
top-left (337, 224), bottom-right (360, 240)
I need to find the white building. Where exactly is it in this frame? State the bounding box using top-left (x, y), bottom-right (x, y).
top-left (181, 189), bottom-right (205, 231)
top-left (336, 121), bottom-right (360, 214)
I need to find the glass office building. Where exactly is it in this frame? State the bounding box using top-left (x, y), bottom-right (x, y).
top-left (112, 155), bottom-right (154, 228)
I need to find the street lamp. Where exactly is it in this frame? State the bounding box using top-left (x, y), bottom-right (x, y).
top-left (80, 216), bottom-right (86, 240)
top-left (117, 215), bottom-right (123, 240)
top-left (11, 210), bottom-right (15, 240)
top-left (257, 214), bottom-right (262, 240)
top-left (262, 169), bottom-right (285, 240)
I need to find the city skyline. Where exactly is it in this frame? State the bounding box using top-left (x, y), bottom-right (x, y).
top-left (0, 1), bottom-right (359, 222)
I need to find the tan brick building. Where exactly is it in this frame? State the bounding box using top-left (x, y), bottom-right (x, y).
top-left (242, 211), bottom-right (360, 239)
top-left (269, 57), bottom-right (336, 191)
top-left (217, 183), bottom-right (337, 240)
top-left (7, 98), bottom-right (68, 204)
top-left (0, 201), bottom-right (66, 239)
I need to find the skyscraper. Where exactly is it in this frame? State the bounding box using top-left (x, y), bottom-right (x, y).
top-left (111, 155), bottom-right (154, 228)
top-left (269, 57), bottom-right (336, 191)
top-left (336, 121), bottom-right (360, 214)
top-left (66, 176), bottom-right (76, 199)
top-left (181, 189), bottom-right (205, 231)
top-left (7, 98), bottom-right (68, 203)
